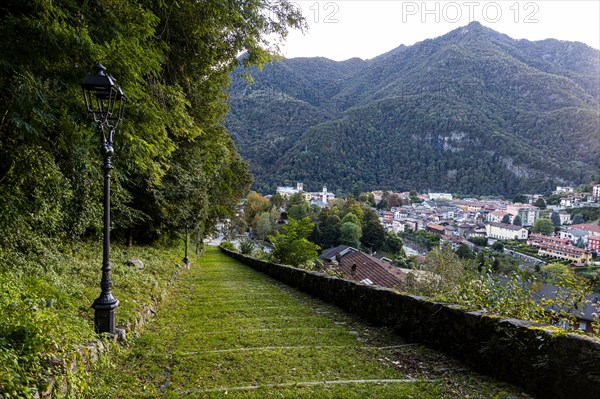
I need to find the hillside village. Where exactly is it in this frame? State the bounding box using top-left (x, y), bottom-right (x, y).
top-left (377, 189), bottom-right (600, 266)
top-left (250, 183), bottom-right (598, 335)
top-left (274, 183), bottom-right (600, 267)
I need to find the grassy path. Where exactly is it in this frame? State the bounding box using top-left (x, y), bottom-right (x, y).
top-left (85, 247), bottom-right (531, 398)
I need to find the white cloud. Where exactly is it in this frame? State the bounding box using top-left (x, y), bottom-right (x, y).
top-left (279, 1), bottom-right (600, 60)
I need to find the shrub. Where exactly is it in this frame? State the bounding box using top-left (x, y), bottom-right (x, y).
top-left (239, 237), bottom-right (256, 255)
top-left (220, 241), bottom-right (236, 252)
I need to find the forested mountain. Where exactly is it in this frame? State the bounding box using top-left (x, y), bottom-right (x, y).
top-left (227, 22), bottom-right (600, 196)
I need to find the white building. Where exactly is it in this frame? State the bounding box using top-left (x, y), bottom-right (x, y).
top-left (277, 182), bottom-right (303, 197)
top-left (307, 186), bottom-right (335, 205)
top-left (555, 186), bottom-right (574, 194)
top-left (487, 211), bottom-right (509, 223)
top-left (428, 192), bottom-right (453, 201)
top-left (485, 222), bottom-right (528, 240)
top-left (506, 204), bottom-right (539, 226)
top-left (559, 228), bottom-right (589, 246)
top-left (593, 184), bottom-right (600, 198)
top-left (558, 212), bottom-right (571, 225)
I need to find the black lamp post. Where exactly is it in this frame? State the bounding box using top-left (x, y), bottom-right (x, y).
top-left (183, 222), bottom-right (190, 265)
top-left (81, 63), bottom-right (126, 334)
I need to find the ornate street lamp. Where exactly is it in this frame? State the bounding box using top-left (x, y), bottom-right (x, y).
top-left (81, 63), bottom-right (126, 334)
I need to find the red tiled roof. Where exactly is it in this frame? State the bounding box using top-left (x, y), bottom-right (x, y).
top-left (570, 224), bottom-right (600, 234)
top-left (488, 222), bottom-right (526, 231)
top-left (327, 251), bottom-right (405, 289)
top-left (427, 223), bottom-right (445, 232)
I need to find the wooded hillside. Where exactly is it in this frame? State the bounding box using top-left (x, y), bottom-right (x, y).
top-left (227, 22), bottom-right (600, 196)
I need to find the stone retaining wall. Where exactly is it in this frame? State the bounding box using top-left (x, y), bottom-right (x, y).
top-left (221, 248), bottom-right (600, 399)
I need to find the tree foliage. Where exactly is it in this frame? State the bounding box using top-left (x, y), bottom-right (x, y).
top-left (360, 208), bottom-right (386, 251)
top-left (550, 211), bottom-right (562, 227)
top-left (0, 0), bottom-right (304, 253)
top-left (534, 198), bottom-right (547, 209)
top-left (571, 213), bottom-right (585, 225)
top-left (383, 233), bottom-right (405, 256)
top-left (227, 22), bottom-right (599, 195)
top-left (339, 222), bottom-right (362, 248)
top-left (565, 207), bottom-right (600, 223)
top-left (268, 217), bottom-right (320, 268)
top-left (531, 218), bottom-right (555, 236)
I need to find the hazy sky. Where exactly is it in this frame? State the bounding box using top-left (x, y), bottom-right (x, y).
top-left (276, 1), bottom-right (600, 60)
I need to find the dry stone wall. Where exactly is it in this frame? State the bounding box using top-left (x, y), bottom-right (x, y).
top-left (221, 247), bottom-right (600, 399)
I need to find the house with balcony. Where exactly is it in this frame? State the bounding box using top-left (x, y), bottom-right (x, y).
top-left (527, 234), bottom-right (593, 265)
top-left (506, 204), bottom-right (539, 226)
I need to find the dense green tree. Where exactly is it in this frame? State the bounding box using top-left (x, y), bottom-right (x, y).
top-left (268, 217), bottom-right (320, 268)
top-left (399, 230), bottom-right (440, 251)
top-left (468, 236), bottom-right (488, 247)
top-left (501, 214), bottom-right (511, 224)
top-left (550, 211), bottom-right (562, 227)
top-left (534, 198), bottom-right (547, 209)
top-left (0, 0), bottom-right (304, 251)
top-left (288, 203), bottom-right (311, 220)
top-left (531, 218), bottom-right (555, 235)
top-left (409, 190), bottom-right (422, 204)
top-left (339, 222), bottom-right (362, 248)
top-left (239, 236), bottom-right (256, 254)
top-left (286, 192), bottom-right (307, 211)
top-left (491, 241), bottom-right (505, 252)
top-left (315, 207), bottom-right (341, 249)
top-left (512, 215), bottom-right (522, 226)
top-left (491, 257), bottom-right (501, 272)
top-left (360, 208), bottom-right (386, 251)
top-left (376, 197), bottom-right (388, 210)
top-left (341, 212), bottom-right (361, 225)
top-left (269, 193), bottom-right (285, 210)
top-left (546, 194), bottom-right (562, 206)
top-left (383, 233), bottom-right (405, 255)
top-left (540, 263), bottom-right (569, 284)
top-left (565, 207), bottom-right (600, 222)
top-left (358, 192), bottom-right (376, 207)
top-left (512, 194), bottom-right (528, 204)
top-left (338, 197), bottom-right (364, 222)
top-left (255, 212), bottom-right (274, 240)
top-left (571, 213), bottom-right (585, 225)
top-left (475, 251), bottom-right (486, 272)
top-left (245, 191), bottom-right (270, 229)
top-left (575, 184), bottom-right (592, 193)
top-left (393, 253), bottom-right (416, 269)
top-left (455, 244), bottom-right (475, 259)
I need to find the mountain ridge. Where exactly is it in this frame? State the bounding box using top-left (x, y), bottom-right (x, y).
top-left (226, 21), bottom-right (600, 195)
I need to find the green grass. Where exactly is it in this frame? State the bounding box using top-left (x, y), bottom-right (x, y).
top-left (84, 246), bottom-right (532, 398)
top-left (0, 240), bottom-right (188, 397)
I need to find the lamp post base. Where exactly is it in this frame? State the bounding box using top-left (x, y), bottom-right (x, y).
top-left (92, 297), bottom-right (119, 334)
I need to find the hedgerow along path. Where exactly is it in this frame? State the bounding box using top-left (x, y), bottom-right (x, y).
top-left (84, 246), bottom-right (532, 398)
